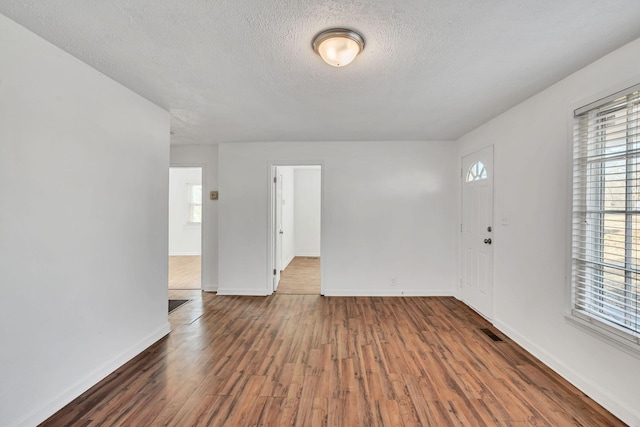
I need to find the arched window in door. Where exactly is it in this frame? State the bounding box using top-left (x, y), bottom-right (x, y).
top-left (466, 161), bottom-right (488, 182)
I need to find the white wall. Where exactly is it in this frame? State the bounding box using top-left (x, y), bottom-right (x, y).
top-left (0, 14), bottom-right (170, 427)
top-left (170, 145), bottom-right (219, 291)
top-left (218, 141), bottom-right (457, 296)
top-left (456, 38), bottom-right (640, 426)
top-left (279, 166), bottom-right (295, 268)
top-left (168, 167), bottom-right (202, 256)
top-left (294, 167), bottom-right (321, 257)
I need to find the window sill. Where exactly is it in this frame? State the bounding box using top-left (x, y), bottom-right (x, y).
top-left (565, 310), bottom-right (640, 360)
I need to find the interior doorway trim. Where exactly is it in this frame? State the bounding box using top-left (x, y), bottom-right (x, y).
top-left (266, 161), bottom-right (325, 296)
top-left (169, 163), bottom-right (207, 291)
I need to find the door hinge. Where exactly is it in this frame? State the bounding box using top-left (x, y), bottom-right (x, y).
top-left (273, 176), bottom-right (277, 183)
top-left (273, 269), bottom-right (276, 275)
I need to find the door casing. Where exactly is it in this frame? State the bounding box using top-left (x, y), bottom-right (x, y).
top-left (267, 162), bottom-right (324, 295)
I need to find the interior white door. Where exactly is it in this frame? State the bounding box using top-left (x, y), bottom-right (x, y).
top-left (276, 172), bottom-right (284, 277)
top-left (273, 168), bottom-right (283, 291)
top-left (461, 146), bottom-right (494, 319)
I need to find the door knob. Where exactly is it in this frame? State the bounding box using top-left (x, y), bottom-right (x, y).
top-left (279, 230), bottom-right (284, 235)
top-left (484, 238), bottom-right (492, 244)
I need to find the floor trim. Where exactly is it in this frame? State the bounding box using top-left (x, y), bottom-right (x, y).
top-left (216, 288), bottom-right (269, 296)
top-left (322, 289), bottom-right (453, 297)
top-left (19, 323), bottom-right (171, 427)
top-left (493, 318), bottom-right (639, 426)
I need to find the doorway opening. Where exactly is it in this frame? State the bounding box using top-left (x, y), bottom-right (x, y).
top-left (270, 165), bottom-right (322, 295)
top-left (168, 167), bottom-right (202, 290)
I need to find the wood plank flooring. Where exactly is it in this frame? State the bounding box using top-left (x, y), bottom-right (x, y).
top-left (40, 294), bottom-right (624, 426)
top-left (169, 255), bottom-right (201, 290)
top-left (276, 257), bottom-right (320, 295)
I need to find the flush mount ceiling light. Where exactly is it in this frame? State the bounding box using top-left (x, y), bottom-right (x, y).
top-left (312, 28), bottom-right (365, 67)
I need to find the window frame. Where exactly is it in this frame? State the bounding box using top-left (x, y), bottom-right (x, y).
top-left (186, 183), bottom-right (202, 225)
top-left (569, 82), bottom-right (640, 358)
top-left (466, 161), bottom-right (488, 183)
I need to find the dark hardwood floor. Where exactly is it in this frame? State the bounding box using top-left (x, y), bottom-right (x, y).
top-left (40, 293), bottom-right (624, 426)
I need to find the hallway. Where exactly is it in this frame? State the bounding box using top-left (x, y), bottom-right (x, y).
top-left (276, 257), bottom-right (320, 294)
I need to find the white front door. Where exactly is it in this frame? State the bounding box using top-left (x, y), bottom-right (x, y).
top-left (461, 146), bottom-right (494, 319)
top-left (273, 168), bottom-right (283, 291)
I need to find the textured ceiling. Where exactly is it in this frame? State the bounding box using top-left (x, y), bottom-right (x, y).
top-left (3, 1), bottom-right (640, 144)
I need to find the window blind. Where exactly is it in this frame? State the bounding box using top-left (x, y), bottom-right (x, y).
top-left (572, 84), bottom-right (640, 343)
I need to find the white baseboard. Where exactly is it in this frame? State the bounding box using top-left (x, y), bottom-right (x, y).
top-left (202, 283), bottom-right (218, 292)
top-left (492, 318), bottom-right (640, 427)
top-left (295, 252), bottom-right (320, 258)
top-left (168, 252), bottom-right (201, 256)
top-left (322, 289), bottom-right (453, 297)
top-left (216, 287), bottom-right (269, 296)
top-left (17, 323), bottom-right (170, 427)
top-left (282, 254), bottom-right (295, 270)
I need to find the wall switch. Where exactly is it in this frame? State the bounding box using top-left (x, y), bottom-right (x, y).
top-left (501, 216), bottom-right (510, 226)
top-left (210, 191), bottom-right (219, 200)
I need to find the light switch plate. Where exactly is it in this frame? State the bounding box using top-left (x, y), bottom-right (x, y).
top-left (210, 191), bottom-right (218, 200)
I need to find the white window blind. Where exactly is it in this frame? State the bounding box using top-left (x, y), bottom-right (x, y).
top-left (572, 84), bottom-right (640, 345)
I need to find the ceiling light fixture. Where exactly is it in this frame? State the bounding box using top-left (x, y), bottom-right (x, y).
top-left (312, 28), bottom-right (365, 67)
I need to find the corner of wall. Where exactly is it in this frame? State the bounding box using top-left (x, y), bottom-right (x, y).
top-left (202, 283), bottom-right (218, 292)
top-left (17, 324), bottom-right (170, 427)
top-left (492, 319), bottom-right (640, 427)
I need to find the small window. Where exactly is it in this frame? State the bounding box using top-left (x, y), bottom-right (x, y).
top-left (188, 184), bottom-right (202, 223)
top-left (466, 161), bottom-right (488, 182)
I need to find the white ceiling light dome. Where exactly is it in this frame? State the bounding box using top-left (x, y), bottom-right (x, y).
top-left (312, 29), bottom-right (365, 67)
